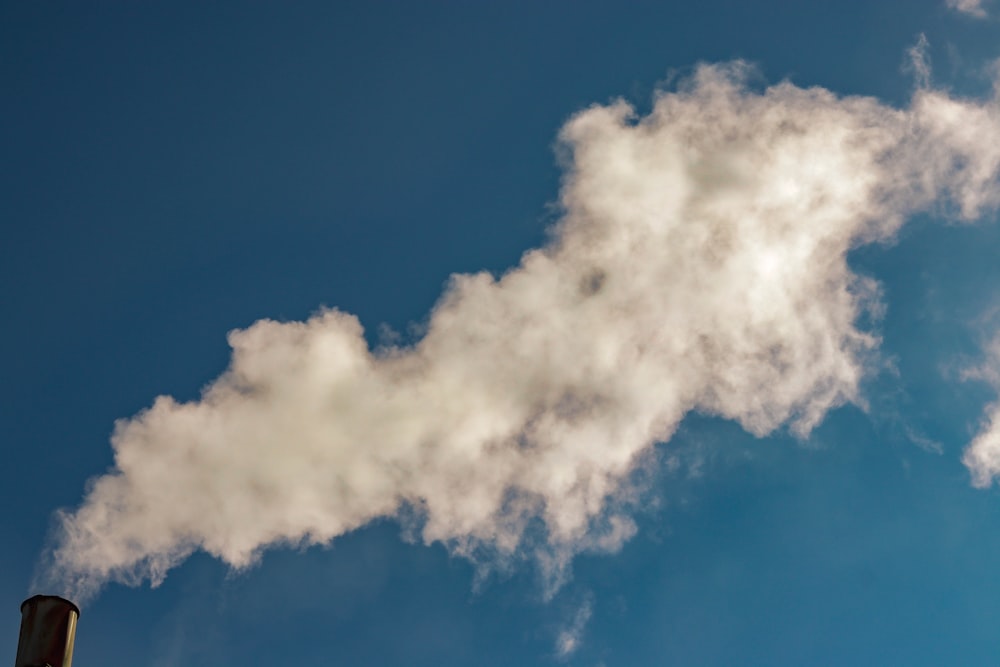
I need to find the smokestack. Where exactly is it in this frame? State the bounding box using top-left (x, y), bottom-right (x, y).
top-left (14, 596), bottom-right (79, 667)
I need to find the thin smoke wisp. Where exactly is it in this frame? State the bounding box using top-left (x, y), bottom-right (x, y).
top-left (963, 336), bottom-right (1000, 486)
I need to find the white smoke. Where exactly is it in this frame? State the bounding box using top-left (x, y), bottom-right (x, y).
top-left (945, 0), bottom-right (989, 18)
top-left (962, 337), bottom-right (1000, 486)
top-left (555, 597), bottom-right (593, 660)
top-left (42, 61), bottom-right (1000, 602)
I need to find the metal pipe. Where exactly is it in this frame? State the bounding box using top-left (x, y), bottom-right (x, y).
top-left (13, 595), bottom-right (80, 667)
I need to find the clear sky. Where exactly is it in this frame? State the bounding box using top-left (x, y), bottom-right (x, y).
top-left (4, 2), bottom-right (1000, 666)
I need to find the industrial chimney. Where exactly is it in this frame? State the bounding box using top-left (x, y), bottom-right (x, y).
top-left (13, 596), bottom-right (79, 667)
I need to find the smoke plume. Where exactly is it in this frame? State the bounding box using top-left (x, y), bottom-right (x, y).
top-left (42, 62), bottom-right (1000, 602)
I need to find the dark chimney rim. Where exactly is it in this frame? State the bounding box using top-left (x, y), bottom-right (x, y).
top-left (20, 595), bottom-right (81, 618)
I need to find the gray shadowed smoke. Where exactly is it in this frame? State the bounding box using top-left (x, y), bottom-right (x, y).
top-left (38, 59), bottom-right (1000, 603)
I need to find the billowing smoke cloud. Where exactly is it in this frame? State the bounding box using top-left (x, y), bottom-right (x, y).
top-left (41, 61), bottom-right (1000, 602)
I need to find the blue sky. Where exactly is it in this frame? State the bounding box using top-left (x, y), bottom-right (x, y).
top-left (4, 2), bottom-right (1000, 665)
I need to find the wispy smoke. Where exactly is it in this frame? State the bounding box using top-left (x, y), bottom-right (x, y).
top-left (945, 0), bottom-right (989, 19)
top-left (555, 597), bottom-right (593, 660)
top-left (40, 60), bottom-right (1000, 603)
top-left (962, 337), bottom-right (1000, 486)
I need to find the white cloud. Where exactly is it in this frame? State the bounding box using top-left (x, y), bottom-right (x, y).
top-left (41, 60), bottom-right (1000, 603)
top-left (946, 0), bottom-right (989, 18)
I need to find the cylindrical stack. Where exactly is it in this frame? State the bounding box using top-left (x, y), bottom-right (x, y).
top-left (14, 595), bottom-right (80, 667)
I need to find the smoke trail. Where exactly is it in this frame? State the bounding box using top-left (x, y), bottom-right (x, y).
top-left (41, 61), bottom-right (1000, 602)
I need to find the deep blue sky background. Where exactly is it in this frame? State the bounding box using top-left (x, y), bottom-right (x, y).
top-left (4, 2), bottom-right (1000, 665)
